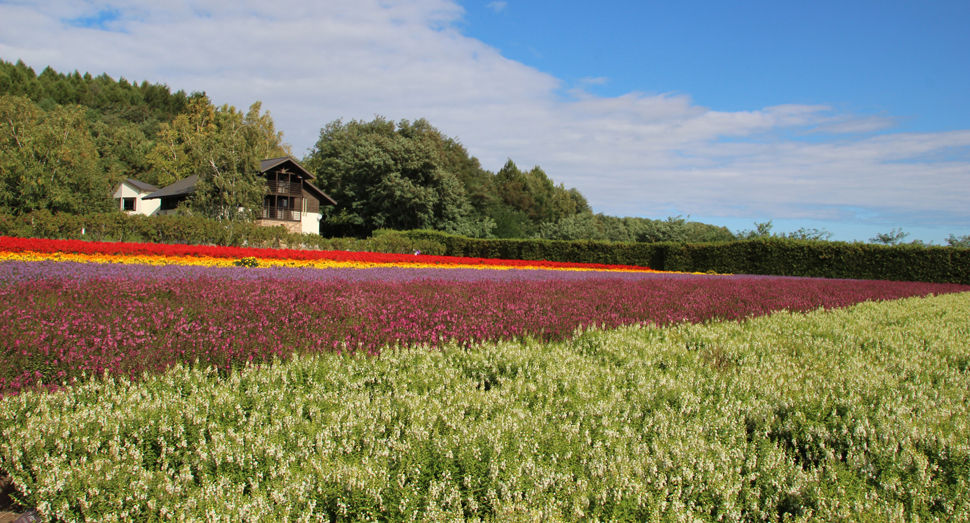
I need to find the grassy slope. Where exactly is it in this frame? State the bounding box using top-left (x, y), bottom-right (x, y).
top-left (2, 293), bottom-right (969, 522)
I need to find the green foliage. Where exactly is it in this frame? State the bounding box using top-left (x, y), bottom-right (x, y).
top-left (0, 211), bottom-right (446, 254)
top-left (3, 294), bottom-right (970, 520)
top-left (0, 95), bottom-right (117, 215)
top-left (537, 214), bottom-right (736, 243)
top-left (946, 234), bottom-right (970, 248)
top-left (491, 159), bottom-right (588, 238)
top-left (144, 96), bottom-right (291, 230)
top-left (735, 220), bottom-right (775, 240)
top-left (777, 227), bottom-right (834, 241)
top-left (233, 256), bottom-right (259, 268)
top-left (0, 59), bottom-right (193, 135)
top-left (304, 117), bottom-right (494, 238)
top-left (397, 230), bottom-right (970, 284)
top-left (303, 118), bottom-right (592, 240)
top-left (869, 227), bottom-right (909, 246)
top-left (181, 101), bottom-right (266, 224)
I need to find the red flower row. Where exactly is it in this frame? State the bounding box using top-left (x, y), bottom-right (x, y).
top-left (0, 236), bottom-right (654, 271)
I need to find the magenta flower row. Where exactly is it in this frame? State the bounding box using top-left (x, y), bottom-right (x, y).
top-left (2, 262), bottom-right (967, 396)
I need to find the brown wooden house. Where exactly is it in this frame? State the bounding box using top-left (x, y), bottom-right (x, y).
top-left (143, 156), bottom-right (336, 234)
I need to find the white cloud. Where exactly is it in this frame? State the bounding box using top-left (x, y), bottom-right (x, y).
top-left (1, 0), bottom-right (968, 230)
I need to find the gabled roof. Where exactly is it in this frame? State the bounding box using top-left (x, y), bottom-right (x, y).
top-left (125, 178), bottom-right (159, 193)
top-left (140, 156), bottom-right (337, 206)
top-left (260, 156), bottom-right (316, 179)
top-left (303, 180), bottom-right (337, 206)
top-left (142, 175), bottom-right (199, 200)
top-left (262, 156), bottom-right (336, 205)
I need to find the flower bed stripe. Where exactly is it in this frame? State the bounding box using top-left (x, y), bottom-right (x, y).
top-left (3, 271), bottom-right (968, 396)
top-left (0, 236), bottom-right (655, 272)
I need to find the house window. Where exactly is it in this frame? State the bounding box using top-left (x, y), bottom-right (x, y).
top-left (160, 197), bottom-right (185, 211)
top-left (122, 197), bottom-right (136, 211)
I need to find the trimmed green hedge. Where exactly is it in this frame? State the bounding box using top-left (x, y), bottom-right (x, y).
top-left (400, 230), bottom-right (970, 284)
top-left (3, 213), bottom-right (966, 284)
top-left (0, 211), bottom-right (446, 255)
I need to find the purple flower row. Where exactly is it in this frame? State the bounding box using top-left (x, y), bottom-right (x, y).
top-left (3, 260), bottom-right (967, 396)
top-left (0, 260), bottom-right (698, 283)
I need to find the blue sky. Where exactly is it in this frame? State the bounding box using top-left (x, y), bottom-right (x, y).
top-left (1, 0), bottom-right (968, 243)
top-left (460, 1), bottom-right (970, 133)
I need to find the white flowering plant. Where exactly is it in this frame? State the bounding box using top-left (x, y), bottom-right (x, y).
top-left (1, 293), bottom-right (969, 521)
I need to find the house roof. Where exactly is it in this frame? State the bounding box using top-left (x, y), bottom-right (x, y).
top-left (261, 157), bottom-right (336, 205)
top-left (125, 179), bottom-right (159, 193)
top-left (142, 174), bottom-right (199, 200)
top-left (302, 180), bottom-right (337, 206)
top-left (141, 156), bottom-right (337, 206)
top-left (260, 156), bottom-right (316, 179)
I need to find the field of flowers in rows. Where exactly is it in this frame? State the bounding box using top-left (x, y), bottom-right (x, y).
top-left (2, 235), bottom-right (969, 395)
top-left (2, 293), bottom-right (969, 521)
top-left (2, 236), bottom-right (970, 521)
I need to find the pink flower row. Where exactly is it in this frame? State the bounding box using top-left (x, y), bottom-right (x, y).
top-left (2, 272), bottom-right (967, 396)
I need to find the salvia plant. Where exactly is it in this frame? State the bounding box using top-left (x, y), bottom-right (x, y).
top-left (0, 293), bottom-right (968, 521)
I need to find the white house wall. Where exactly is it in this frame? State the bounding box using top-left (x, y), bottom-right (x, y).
top-left (301, 212), bottom-right (322, 235)
top-left (113, 182), bottom-right (161, 216)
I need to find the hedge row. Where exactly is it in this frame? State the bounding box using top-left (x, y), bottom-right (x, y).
top-left (0, 211), bottom-right (446, 255)
top-left (2, 212), bottom-right (965, 284)
top-left (400, 230), bottom-right (970, 284)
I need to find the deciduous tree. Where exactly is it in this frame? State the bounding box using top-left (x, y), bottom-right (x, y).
top-left (304, 117), bottom-right (492, 238)
top-left (0, 95), bottom-right (114, 215)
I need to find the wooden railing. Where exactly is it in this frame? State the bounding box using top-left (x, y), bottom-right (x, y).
top-left (266, 180), bottom-right (302, 196)
top-left (261, 206), bottom-right (301, 222)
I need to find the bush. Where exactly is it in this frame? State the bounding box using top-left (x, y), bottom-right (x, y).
top-left (398, 230), bottom-right (970, 284)
top-left (0, 211), bottom-right (446, 256)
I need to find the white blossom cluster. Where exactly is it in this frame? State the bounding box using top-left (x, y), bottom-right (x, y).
top-left (2, 293), bottom-right (969, 522)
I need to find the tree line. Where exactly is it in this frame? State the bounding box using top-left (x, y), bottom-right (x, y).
top-left (1, 58), bottom-right (966, 246)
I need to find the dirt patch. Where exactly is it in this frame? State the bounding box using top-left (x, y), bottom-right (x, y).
top-left (0, 473), bottom-right (35, 523)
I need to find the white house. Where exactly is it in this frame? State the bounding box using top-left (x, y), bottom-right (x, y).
top-left (112, 178), bottom-right (161, 216)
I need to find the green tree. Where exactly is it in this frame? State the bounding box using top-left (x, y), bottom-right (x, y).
top-left (946, 234), bottom-right (970, 248)
top-left (492, 159), bottom-right (589, 236)
top-left (89, 119), bottom-right (153, 182)
top-left (777, 227), bottom-right (834, 241)
top-left (187, 103), bottom-right (267, 224)
top-left (145, 97), bottom-right (216, 187)
top-left (304, 117), bottom-right (493, 238)
top-left (735, 221), bottom-right (775, 240)
top-left (0, 95), bottom-right (115, 214)
top-left (145, 96), bottom-right (287, 226)
top-left (869, 228), bottom-right (909, 246)
top-left (244, 101), bottom-right (293, 160)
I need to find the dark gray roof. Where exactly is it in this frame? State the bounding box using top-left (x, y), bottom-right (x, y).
top-left (142, 175), bottom-right (199, 200)
top-left (141, 157), bottom-right (337, 206)
top-left (126, 179), bottom-right (159, 192)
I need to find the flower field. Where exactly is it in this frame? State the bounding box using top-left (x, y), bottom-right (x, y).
top-left (0, 236), bottom-right (654, 272)
top-left (2, 236), bottom-right (970, 521)
top-left (2, 236), bottom-right (969, 397)
top-left (2, 293), bottom-right (970, 521)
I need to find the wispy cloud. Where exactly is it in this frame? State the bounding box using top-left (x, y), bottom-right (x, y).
top-left (1, 0), bottom-right (967, 229)
top-left (485, 1), bottom-right (507, 14)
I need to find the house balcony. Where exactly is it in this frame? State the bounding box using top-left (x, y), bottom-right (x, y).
top-left (261, 206), bottom-right (301, 222)
top-left (266, 180), bottom-right (302, 196)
